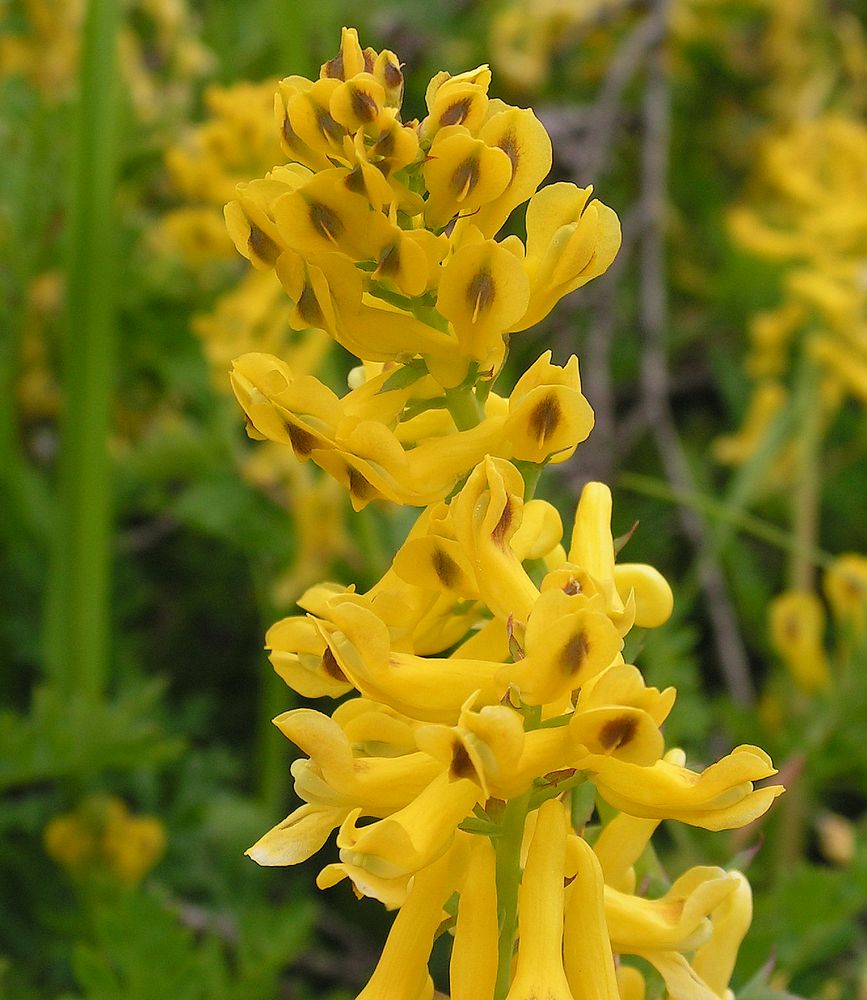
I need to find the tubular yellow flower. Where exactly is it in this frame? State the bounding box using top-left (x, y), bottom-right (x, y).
top-left (563, 833), bottom-right (620, 1000)
top-left (503, 587), bottom-right (623, 706)
top-left (505, 799), bottom-right (573, 1000)
top-left (589, 744), bottom-right (783, 830)
top-left (450, 836), bottom-right (499, 1000)
top-left (448, 457), bottom-right (540, 625)
top-left (692, 871), bottom-right (753, 1000)
top-left (335, 770), bottom-right (482, 882)
top-left (512, 182), bottom-right (622, 332)
top-left (769, 590), bottom-right (831, 692)
top-left (354, 842), bottom-right (464, 1000)
top-left (604, 866), bottom-right (740, 954)
top-left (470, 105), bottom-right (552, 238)
top-left (592, 810), bottom-right (660, 894)
top-left (824, 553), bottom-right (867, 638)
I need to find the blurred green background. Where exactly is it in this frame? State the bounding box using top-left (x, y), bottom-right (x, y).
top-left (2, 0), bottom-right (867, 996)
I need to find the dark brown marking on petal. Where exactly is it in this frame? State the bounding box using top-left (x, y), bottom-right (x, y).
top-left (499, 129), bottom-right (519, 173)
top-left (782, 613), bottom-right (800, 641)
top-left (373, 127), bottom-right (396, 158)
top-left (560, 629), bottom-right (589, 676)
top-left (309, 201), bottom-right (344, 243)
top-left (281, 113), bottom-right (299, 149)
top-left (287, 423), bottom-right (316, 457)
top-left (491, 497), bottom-right (513, 547)
top-left (321, 646), bottom-right (348, 682)
top-left (382, 57), bottom-right (403, 90)
top-left (466, 268), bottom-right (495, 322)
top-left (529, 392), bottom-right (562, 446)
top-left (315, 106), bottom-right (344, 143)
top-left (377, 241), bottom-right (401, 277)
top-left (322, 52), bottom-right (345, 80)
top-left (562, 577), bottom-right (581, 596)
top-left (348, 467), bottom-right (375, 501)
top-left (440, 96), bottom-right (473, 127)
top-left (598, 714), bottom-right (639, 752)
top-left (450, 742), bottom-right (475, 780)
top-left (248, 222), bottom-right (281, 266)
top-left (432, 547), bottom-right (461, 588)
top-left (344, 166), bottom-right (368, 195)
top-left (297, 282), bottom-right (325, 327)
top-left (362, 48), bottom-right (376, 74)
top-left (451, 156), bottom-right (480, 199)
top-left (350, 85), bottom-right (379, 122)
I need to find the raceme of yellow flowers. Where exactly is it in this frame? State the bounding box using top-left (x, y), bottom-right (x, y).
top-left (227, 28), bottom-right (783, 1000)
top-left (44, 795), bottom-right (166, 886)
top-left (716, 115), bottom-right (867, 469)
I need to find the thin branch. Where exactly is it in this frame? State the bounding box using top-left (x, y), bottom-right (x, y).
top-left (638, 0), bottom-right (756, 706)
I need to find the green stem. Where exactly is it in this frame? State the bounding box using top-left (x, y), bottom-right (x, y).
top-left (515, 461), bottom-right (542, 501)
top-left (444, 384), bottom-right (482, 431)
top-left (790, 356), bottom-right (822, 593)
top-left (44, 0), bottom-right (123, 698)
top-left (493, 789), bottom-right (531, 1000)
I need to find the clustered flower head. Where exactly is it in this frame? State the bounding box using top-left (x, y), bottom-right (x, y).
top-left (716, 116), bottom-right (867, 469)
top-left (44, 795), bottom-right (166, 885)
top-left (228, 29), bottom-right (783, 999)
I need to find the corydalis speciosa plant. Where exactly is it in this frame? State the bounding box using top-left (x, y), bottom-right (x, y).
top-left (225, 28), bottom-right (783, 1000)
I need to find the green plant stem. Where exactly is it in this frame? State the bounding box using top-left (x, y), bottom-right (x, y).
top-left (44, 0), bottom-right (122, 698)
top-left (444, 385), bottom-right (482, 431)
top-left (790, 357), bottom-right (822, 592)
top-left (618, 471), bottom-right (834, 571)
top-left (493, 789), bottom-right (531, 1000)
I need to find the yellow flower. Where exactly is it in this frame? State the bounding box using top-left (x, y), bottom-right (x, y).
top-left (567, 481), bottom-right (674, 630)
top-left (44, 796), bottom-right (165, 884)
top-left (504, 351), bottom-right (595, 464)
top-left (512, 182), bottom-right (622, 332)
top-left (563, 832), bottom-right (620, 1000)
top-left (505, 799), bottom-right (574, 1000)
top-left (769, 590), bottom-right (830, 692)
top-left (320, 598), bottom-right (507, 723)
top-left (589, 744), bottom-right (783, 830)
top-left (449, 836), bottom-right (499, 1000)
top-left (502, 587), bottom-right (623, 706)
top-left (692, 872), bottom-right (753, 1000)
top-left (423, 127), bottom-right (514, 230)
top-left (353, 838), bottom-right (468, 999)
top-left (824, 554), bottom-right (867, 638)
top-left (436, 233), bottom-right (530, 370)
top-left (335, 771), bottom-right (481, 882)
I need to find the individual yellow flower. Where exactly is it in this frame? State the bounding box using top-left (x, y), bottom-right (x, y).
top-left (511, 182), bottom-right (622, 332)
top-left (505, 799), bottom-right (574, 1000)
top-left (769, 590), bottom-right (831, 692)
top-left (563, 831), bottom-right (620, 1000)
top-left (449, 836), bottom-right (499, 1000)
top-left (824, 554), bottom-right (867, 639)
